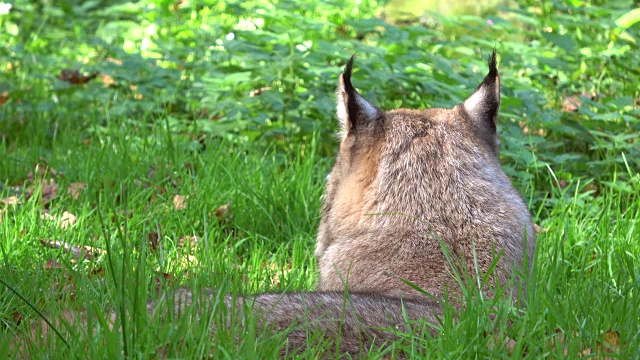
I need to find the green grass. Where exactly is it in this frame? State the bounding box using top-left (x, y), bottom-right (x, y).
top-left (0, 124), bottom-right (326, 357)
top-left (1, 101), bottom-right (639, 358)
top-left (1, 0), bottom-right (640, 358)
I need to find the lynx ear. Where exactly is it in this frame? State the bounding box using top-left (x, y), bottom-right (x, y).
top-left (462, 51), bottom-right (500, 133)
top-left (336, 56), bottom-right (382, 137)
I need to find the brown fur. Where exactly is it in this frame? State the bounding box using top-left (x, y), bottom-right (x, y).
top-left (317, 104), bottom-right (534, 299)
top-left (220, 52), bottom-right (533, 356)
top-left (10, 53), bottom-right (535, 358)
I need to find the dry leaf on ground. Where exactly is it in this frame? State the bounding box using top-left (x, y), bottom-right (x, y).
top-left (548, 328), bottom-right (577, 356)
top-left (148, 165), bottom-right (156, 180)
top-left (12, 311), bottom-right (24, 326)
top-left (214, 202), bottom-right (232, 224)
top-left (40, 239), bottom-right (106, 261)
top-left (43, 259), bottom-right (64, 269)
top-left (1, 196), bottom-right (20, 206)
top-left (26, 178), bottom-right (58, 205)
top-left (60, 211), bottom-right (77, 229)
top-left (40, 180), bottom-right (58, 204)
top-left (153, 272), bottom-right (177, 293)
top-left (547, 328), bottom-right (623, 358)
top-left (175, 254), bottom-right (199, 268)
top-left (257, 263), bottom-right (292, 287)
top-left (173, 194), bottom-right (188, 211)
top-left (52, 277), bottom-right (77, 301)
top-left (148, 232), bottom-right (160, 251)
top-left (601, 330), bottom-right (620, 350)
top-left (177, 235), bottom-right (199, 248)
top-left (487, 333), bottom-right (517, 355)
top-left (27, 160), bottom-right (59, 181)
top-left (40, 212), bottom-right (55, 221)
top-left (40, 210), bottom-right (77, 229)
top-left (67, 182), bottom-right (87, 200)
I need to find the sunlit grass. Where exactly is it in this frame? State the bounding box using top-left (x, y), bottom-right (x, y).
top-left (1, 0), bottom-right (639, 358)
top-left (1, 109), bottom-right (639, 358)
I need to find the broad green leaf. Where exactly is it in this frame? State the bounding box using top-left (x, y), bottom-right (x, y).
top-left (615, 8), bottom-right (640, 29)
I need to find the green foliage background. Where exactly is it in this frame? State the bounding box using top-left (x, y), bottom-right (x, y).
top-left (1, 1), bottom-right (640, 358)
top-left (2, 1), bottom-right (639, 205)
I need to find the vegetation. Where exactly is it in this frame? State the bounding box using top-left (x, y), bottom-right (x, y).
top-left (1, 0), bottom-right (639, 358)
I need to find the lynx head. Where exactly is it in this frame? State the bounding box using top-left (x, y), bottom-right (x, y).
top-left (317, 51), bottom-right (534, 283)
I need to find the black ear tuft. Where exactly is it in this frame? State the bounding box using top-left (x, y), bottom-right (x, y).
top-left (462, 51), bottom-right (501, 133)
top-left (336, 55), bottom-right (382, 136)
top-left (342, 55), bottom-right (356, 94)
top-left (487, 49), bottom-right (498, 82)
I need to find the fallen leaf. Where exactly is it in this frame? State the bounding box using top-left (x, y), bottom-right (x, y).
top-left (52, 278), bottom-right (77, 301)
top-left (488, 333), bottom-right (517, 355)
top-left (148, 165), bottom-right (156, 180)
top-left (89, 266), bottom-right (105, 277)
top-left (155, 185), bottom-right (167, 195)
top-left (503, 336), bottom-right (517, 354)
top-left (173, 194), bottom-right (188, 211)
top-left (67, 182), bottom-right (87, 200)
top-left (27, 159), bottom-right (58, 181)
top-left (148, 232), bottom-right (160, 251)
top-left (177, 235), bottom-right (199, 248)
top-left (255, 263), bottom-right (292, 288)
top-left (40, 211), bottom-right (77, 229)
top-left (583, 183), bottom-right (598, 194)
top-left (58, 69), bottom-right (98, 85)
top-left (40, 239), bottom-right (106, 260)
top-left (1, 196), bottom-right (20, 206)
top-left (40, 212), bottom-right (55, 221)
top-left (40, 180), bottom-right (58, 205)
top-left (580, 347), bottom-right (593, 356)
top-left (0, 91), bottom-right (8, 105)
top-left (547, 328), bottom-right (623, 358)
top-left (547, 328), bottom-right (577, 356)
top-left (601, 330), bottom-right (620, 353)
top-left (26, 178), bottom-right (58, 206)
top-left (60, 211), bottom-right (77, 229)
top-left (175, 254), bottom-right (199, 268)
top-left (43, 259), bottom-right (64, 269)
top-left (153, 272), bottom-right (177, 293)
top-left (214, 202), bottom-right (232, 224)
top-left (112, 210), bottom-right (133, 222)
top-left (12, 311), bottom-right (24, 326)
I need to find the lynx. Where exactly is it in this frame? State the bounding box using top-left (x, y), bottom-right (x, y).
top-left (184, 51), bottom-right (535, 356)
top-left (12, 52), bottom-right (535, 358)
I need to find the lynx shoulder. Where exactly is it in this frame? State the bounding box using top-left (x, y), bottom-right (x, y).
top-left (316, 51), bottom-right (535, 300)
